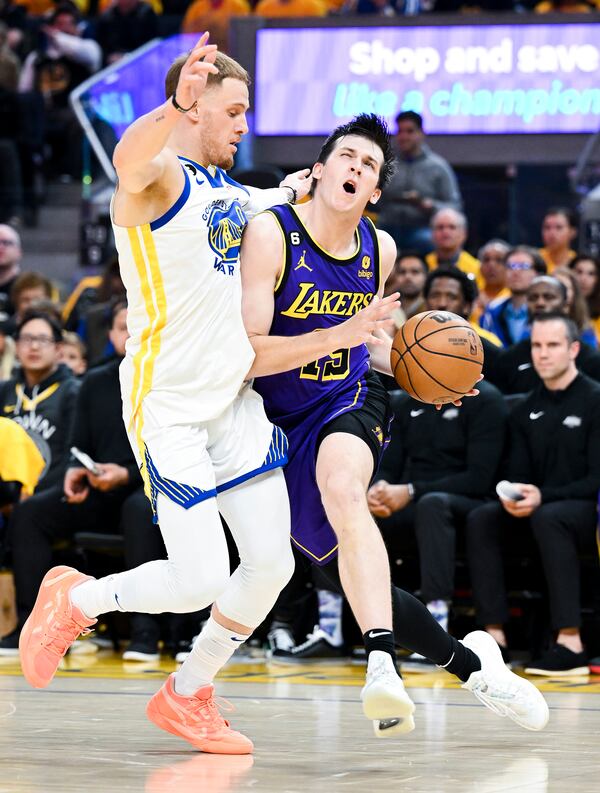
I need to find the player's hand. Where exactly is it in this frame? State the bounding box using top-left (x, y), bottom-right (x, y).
top-left (64, 467), bottom-right (89, 504)
top-left (501, 483), bottom-right (540, 518)
top-left (434, 374), bottom-right (483, 410)
top-left (333, 293), bottom-right (401, 349)
top-left (280, 169), bottom-right (313, 202)
top-left (87, 463), bottom-right (130, 493)
top-left (174, 33), bottom-right (219, 111)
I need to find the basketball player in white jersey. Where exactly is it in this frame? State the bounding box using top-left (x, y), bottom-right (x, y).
top-left (19, 36), bottom-right (399, 754)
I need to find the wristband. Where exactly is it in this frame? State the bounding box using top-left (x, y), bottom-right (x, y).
top-left (171, 93), bottom-right (196, 114)
top-left (407, 483), bottom-right (415, 499)
top-left (282, 185), bottom-right (298, 204)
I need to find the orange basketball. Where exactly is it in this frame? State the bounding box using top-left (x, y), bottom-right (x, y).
top-left (390, 311), bottom-right (484, 404)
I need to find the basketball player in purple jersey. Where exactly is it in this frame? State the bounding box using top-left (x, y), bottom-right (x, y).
top-left (241, 114), bottom-right (549, 736)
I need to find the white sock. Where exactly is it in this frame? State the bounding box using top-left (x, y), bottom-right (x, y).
top-left (174, 616), bottom-right (249, 696)
top-left (71, 574), bottom-right (126, 620)
top-left (317, 589), bottom-right (344, 647)
top-left (427, 599), bottom-right (449, 633)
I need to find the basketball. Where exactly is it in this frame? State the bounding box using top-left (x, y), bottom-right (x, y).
top-left (390, 311), bottom-right (484, 404)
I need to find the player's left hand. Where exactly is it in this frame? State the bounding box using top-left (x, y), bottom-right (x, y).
top-left (280, 169), bottom-right (313, 202)
top-left (435, 374), bottom-right (483, 410)
top-left (87, 463), bottom-right (130, 492)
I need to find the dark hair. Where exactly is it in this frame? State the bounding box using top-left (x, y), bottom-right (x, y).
top-left (506, 245), bottom-right (547, 275)
top-left (543, 206), bottom-right (578, 230)
top-left (50, 2), bottom-right (79, 23)
top-left (396, 250), bottom-right (428, 276)
top-left (394, 110), bottom-right (423, 131)
top-left (531, 311), bottom-right (579, 344)
top-left (110, 298), bottom-right (127, 327)
top-left (553, 266), bottom-right (592, 333)
top-left (570, 253), bottom-right (600, 319)
top-left (423, 268), bottom-right (478, 305)
top-left (16, 310), bottom-right (63, 343)
top-left (315, 114), bottom-right (395, 190)
top-left (529, 275), bottom-right (568, 306)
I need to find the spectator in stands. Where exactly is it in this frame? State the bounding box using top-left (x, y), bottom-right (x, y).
top-left (473, 239), bottom-right (510, 319)
top-left (0, 315), bottom-right (15, 380)
top-left (181, 0), bottom-right (250, 53)
top-left (0, 302), bottom-right (163, 660)
top-left (534, 0), bottom-right (594, 12)
top-left (538, 206), bottom-right (578, 273)
top-left (466, 313), bottom-right (600, 676)
top-left (377, 111), bottom-right (462, 255)
top-left (488, 275), bottom-right (600, 393)
top-left (0, 223), bottom-right (21, 317)
top-left (63, 253), bottom-right (124, 335)
top-left (18, 4), bottom-right (102, 180)
top-left (426, 208), bottom-right (482, 289)
top-left (367, 374), bottom-right (507, 670)
top-left (95, 0), bottom-right (158, 65)
top-left (384, 251), bottom-right (428, 323)
top-left (570, 254), bottom-right (600, 344)
top-left (59, 330), bottom-right (86, 375)
top-left (480, 245), bottom-right (546, 347)
top-left (9, 270), bottom-right (54, 327)
top-left (254, 0), bottom-right (328, 17)
top-left (553, 266), bottom-right (597, 348)
top-left (0, 21), bottom-right (22, 224)
top-left (0, 309), bottom-right (79, 494)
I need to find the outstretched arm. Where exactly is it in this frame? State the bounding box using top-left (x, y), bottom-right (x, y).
top-left (241, 213), bottom-right (400, 379)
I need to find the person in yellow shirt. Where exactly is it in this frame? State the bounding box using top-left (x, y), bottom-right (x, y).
top-left (471, 239), bottom-right (511, 322)
top-left (425, 208), bottom-right (483, 291)
top-left (254, 0), bottom-right (328, 16)
top-left (181, 0), bottom-right (251, 52)
top-left (539, 206), bottom-right (577, 273)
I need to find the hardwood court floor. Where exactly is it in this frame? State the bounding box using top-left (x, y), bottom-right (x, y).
top-left (1, 650), bottom-right (599, 793)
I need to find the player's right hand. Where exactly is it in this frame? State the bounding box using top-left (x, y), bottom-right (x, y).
top-left (174, 33), bottom-right (219, 111)
top-left (333, 292), bottom-right (400, 349)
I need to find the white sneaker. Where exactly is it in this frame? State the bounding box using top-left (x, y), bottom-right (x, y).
top-left (461, 631), bottom-right (549, 731)
top-left (361, 650), bottom-right (416, 737)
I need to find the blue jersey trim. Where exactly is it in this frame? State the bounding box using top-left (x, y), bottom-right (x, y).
top-left (144, 445), bottom-right (217, 522)
top-left (221, 170), bottom-right (250, 196)
top-left (216, 425), bottom-right (288, 494)
top-left (149, 165), bottom-right (191, 231)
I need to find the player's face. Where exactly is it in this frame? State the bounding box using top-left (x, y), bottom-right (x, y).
top-left (16, 318), bottom-right (61, 375)
top-left (313, 135), bottom-right (383, 212)
top-left (195, 78), bottom-right (249, 170)
top-left (573, 258), bottom-right (597, 298)
top-left (426, 276), bottom-right (467, 318)
top-left (531, 320), bottom-right (577, 382)
top-left (542, 213), bottom-right (575, 250)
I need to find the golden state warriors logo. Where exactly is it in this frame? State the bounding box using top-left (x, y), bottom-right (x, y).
top-left (358, 255), bottom-right (373, 279)
top-left (207, 201), bottom-right (247, 276)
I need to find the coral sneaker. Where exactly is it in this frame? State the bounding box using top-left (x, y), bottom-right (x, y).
top-left (146, 674), bottom-right (254, 754)
top-left (19, 565), bottom-right (96, 689)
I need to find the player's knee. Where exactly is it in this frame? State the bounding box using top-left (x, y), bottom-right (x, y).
top-left (169, 563), bottom-right (229, 612)
top-left (320, 471), bottom-right (365, 518)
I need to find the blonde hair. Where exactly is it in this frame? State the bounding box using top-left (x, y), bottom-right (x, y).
top-left (164, 51), bottom-right (249, 102)
top-left (62, 331), bottom-right (87, 358)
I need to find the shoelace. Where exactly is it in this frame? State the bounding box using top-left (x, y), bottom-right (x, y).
top-left (269, 628), bottom-right (295, 652)
top-left (187, 694), bottom-right (235, 729)
top-left (470, 673), bottom-right (526, 713)
top-left (44, 619), bottom-right (93, 658)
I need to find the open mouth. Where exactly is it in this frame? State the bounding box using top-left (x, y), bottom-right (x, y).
top-left (343, 181), bottom-right (356, 195)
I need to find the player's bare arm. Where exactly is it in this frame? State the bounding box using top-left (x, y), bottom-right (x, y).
top-left (241, 214), bottom-right (400, 379)
top-left (366, 228), bottom-right (397, 376)
top-left (112, 34), bottom-right (218, 225)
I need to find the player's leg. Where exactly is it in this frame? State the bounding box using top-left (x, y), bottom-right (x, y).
top-left (316, 431), bottom-right (415, 734)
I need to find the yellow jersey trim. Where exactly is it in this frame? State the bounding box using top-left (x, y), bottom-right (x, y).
top-left (291, 535), bottom-right (339, 563)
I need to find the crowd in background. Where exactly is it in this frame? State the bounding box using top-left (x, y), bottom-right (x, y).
top-left (0, 4), bottom-right (599, 675)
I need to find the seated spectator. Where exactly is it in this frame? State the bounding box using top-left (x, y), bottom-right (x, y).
top-left (425, 208), bottom-right (482, 290)
top-left (553, 266), bottom-right (597, 348)
top-left (0, 302), bottom-right (163, 660)
top-left (489, 276), bottom-right (600, 394)
top-left (472, 239), bottom-right (510, 320)
top-left (367, 378), bottom-right (507, 670)
top-left (62, 254), bottom-right (124, 335)
top-left (0, 223), bottom-right (21, 318)
top-left (254, 0), bottom-right (328, 16)
top-left (538, 206), bottom-right (577, 273)
top-left (466, 313), bottom-right (600, 675)
top-left (480, 245), bottom-right (546, 347)
top-left (0, 309), bottom-right (80, 494)
top-left (0, 21), bottom-right (22, 224)
top-left (7, 270), bottom-right (55, 333)
top-left (0, 416), bottom-right (45, 506)
top-left (0, 316), bottom-right (16, 379)
top-left (59, 330), bottom-right (87, 375)
top-left (94, 0), bottom-right (158, 65)
top-left (376, 111), bottom-right (462, 256)
top-left (570, 254), bottom-right (600, 344)
top-left (181, 0), bottom-right (250, 53)
top-left (18, 4), bottom-right (102, 179)
top-left (384, 251), bottom-right (428, 325)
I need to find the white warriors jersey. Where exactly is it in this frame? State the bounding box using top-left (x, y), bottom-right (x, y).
top-left (112, 156), bottom-right (273, 430)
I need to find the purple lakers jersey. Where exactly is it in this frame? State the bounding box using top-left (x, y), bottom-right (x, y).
top-left (253, 204), bottom-right (382, 565)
